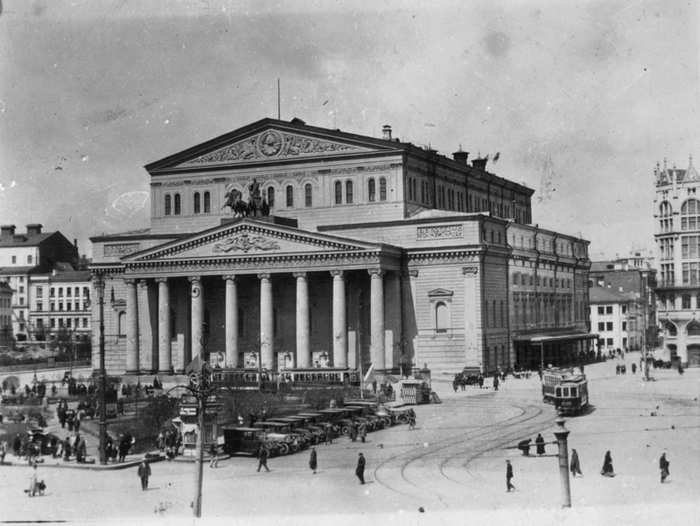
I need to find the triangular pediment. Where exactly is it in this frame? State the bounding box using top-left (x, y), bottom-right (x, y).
top-left (146, 118), bottom-right (402, 172)
top-left (122, 219), bottom-right (386, 262)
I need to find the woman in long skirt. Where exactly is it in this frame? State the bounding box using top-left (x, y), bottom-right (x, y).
top-left (309, 446), bottom-right (317, 474)
top-left (601, 451), bottom-right (615, 477)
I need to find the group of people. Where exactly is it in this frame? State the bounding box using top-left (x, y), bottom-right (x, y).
top-left (370, 380), bottom-right (394, 398)
top-left (517, 433), bottom-right (548, 456)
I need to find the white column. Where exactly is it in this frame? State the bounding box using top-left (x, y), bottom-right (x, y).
top-left (294, 272), bottom-right (310, 368)
top-left (223, 275), bottom-right (238, 368)
top-left (157, 278), bottom-right (171, 373)
top-left (463, 266), bottom-right (481, 372)
top-left (369, 269), bottom-right (385, 371)
top-left (332, 270), bottom-right (347, 368)
top-left (259, 273), bottom-right (274, 369)
top-left (125, 279), bottom-right (139, 374)
top-left (190, 276), bottom-right (204, 361)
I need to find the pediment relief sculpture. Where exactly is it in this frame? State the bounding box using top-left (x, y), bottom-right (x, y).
top-left (212, 233), bottom-right (281, 254)
top-left (186, 130), bottom-right (362, 165)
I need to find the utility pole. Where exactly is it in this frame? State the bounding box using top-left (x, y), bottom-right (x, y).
top-left (553, 413), bottom-right (572, 508)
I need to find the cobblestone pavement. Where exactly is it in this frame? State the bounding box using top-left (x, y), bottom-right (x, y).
top-left (2, 351), bottom-right (699, 525)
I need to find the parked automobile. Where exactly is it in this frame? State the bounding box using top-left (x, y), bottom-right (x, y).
top-left (222, 426), bottom-right (280, 457)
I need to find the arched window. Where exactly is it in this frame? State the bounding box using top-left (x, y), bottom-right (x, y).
top-left (286, 185), bottom-right (294, 207)
top-left (687, 321), bottom-right (700, 336)
top-left (379, 177), bottom-right (387, 201)
top-left (681, 199), bottom-right (700, 230)
top-left (666, 321), bottom-right (677, 336)
top-left (305, 184), bottom-right (313, 207)
top-left (346, 181), bottom-right (354, 204)
top-left (435, 302), bottom-right (449, 333)
top-left (204, 191), bottom-right (211, 213)
top-left (368, 178), bottom-right (376, 202)
top-left (118, 311), bottom-right (126, 337)
top-left (193, 192), bottom-right (201, 214)
top-left (174, 194), bottom-right (181, 215)
top-left (267, 187), bottom-right (275, 208)
top-left (660, 201), bottom-right (672, 216)
top-left (164, 194), bottom-right (171, 216)
top-left (335, 181), bottom-right (342, 205)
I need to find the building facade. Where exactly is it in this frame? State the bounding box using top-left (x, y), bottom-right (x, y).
top-left (589, 286), bottom-right (645, 353)
top-left (0, 224), bottom-right (80, 343)
top-left (653, 157), bottom-right (700, 367)
top-left (0, 281), bottom-right (14, 348)
top-left (89, 118), bottom-right (592, 378)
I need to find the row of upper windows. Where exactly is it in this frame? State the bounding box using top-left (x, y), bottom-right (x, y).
top-left (594, 305), bottom-right (628, 315)
top-left (35, 317), bottom-right (90, 329)
top-left (512, 274), bottom-right (572, 289)
top-left (334, 178), bottom-right (387, 204)
top-left (0, 298), bottom-right (10, 308)
top-left (659, 199), bottom-right (700, 231)
top-left (36, 301), bottom-right (90, 311)
top-left (39, 287), bottom-right (90, 298)
top-left (9, 255), bottom-right (33, 264)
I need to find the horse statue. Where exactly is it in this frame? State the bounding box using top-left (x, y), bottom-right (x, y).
top-left (221, 189), bottom-right (249, 218)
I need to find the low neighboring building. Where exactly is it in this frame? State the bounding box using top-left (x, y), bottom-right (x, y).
top-left (589, 286), bottom-right (645, 352)
top-left (29, 267), bottom-right (92, 359)
top-left (0, 224), bottom-right (80, 341)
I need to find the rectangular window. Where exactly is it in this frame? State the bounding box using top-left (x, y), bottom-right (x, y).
top-left (37, 302), bottom-right (43, 312)
top-left (58, 288), bottom-right (63, 297)
top-left (50, 288), bottom-right (55, 297)
top-left (75, 302), bottom-right (80, 311)
top-left (606, 322), bottom-right (613, 331)
top-left (83, 318), bottom-right (88, 328)
top-left (37, 287), bottom-right (43, 297)
top-left (67, 288), bottom-right (72, 297)
top-left (513, 273), bottom-right (519, 285)
top-left (50, 319), bottom-right (56, 328)
top-left (606, 306), bottom-right (613, 314)
top-left (27, 255), bottom-right (33, 264)
top-left (11, 256), bottom-right (16, 264)
top-left (622, 322), bottom-right (627, 331)
top-left (598, 322), bottom-right (605, 331)
top-left (598, 307), bottom-right (604, 315)
top-left (67, 319), bottom-right (71, 328)
top-left (607, 338), bottom-right (614, 346)
top-left (19, 286), bottom-right (24, 294)
top-left (622, 306), bottom-right (627, 314)
top-left (59, 303), bottom-right (63, 311)
top-left (66, 303), bottom-right (71, 311)
top-left (83, 287), bottom-right (89, 297)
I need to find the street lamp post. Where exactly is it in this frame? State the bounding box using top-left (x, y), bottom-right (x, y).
top-left (553, 413), bottom-right (572, 508)
top-left (95, 273), bottom-right (107, 466)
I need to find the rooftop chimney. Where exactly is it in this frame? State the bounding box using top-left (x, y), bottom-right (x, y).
top-left (471, 156), bottom-right (488, 170)
top-left (26, 224), bottom-right (43, 237)
top-left (74, 238), bottom-right (78, 248)
top-left (1, 225), bottom-right (16, 238)
top-left (452, 148), bottom-right (469, 165)
top-left (382, 125), bottom-right (392, 141)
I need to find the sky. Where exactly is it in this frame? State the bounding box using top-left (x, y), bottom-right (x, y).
top-left (0, 0), bottom-right (698, 260)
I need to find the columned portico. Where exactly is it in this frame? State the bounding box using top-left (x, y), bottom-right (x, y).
top-left (259, 273), bottom-right (274, 369)
top-left (190, 276), bottom-right (204, 360)
top-left (332, 270), bottom-right (347, 368)
top-left (369, 268), bottom-right (385, 371)
top-left (156, 277), bottom-right (172, 373)
top-left (223, 275), bottom-right (239, 368)
top-left (294, 272), bottom-right (310, 368)
top-left (125, 278), bottom-right (139, 374)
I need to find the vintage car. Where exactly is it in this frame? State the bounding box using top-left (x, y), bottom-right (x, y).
top-left (253, 422), bottom-right (310, 450)
top-left (343, 400), bottom-right (395, 427)
top-left (222, 426), bottom-right (280, 457)
top-left (295, 413), bottom-right (341, 438)
top-left (264, 418), bottom-right (321, 444)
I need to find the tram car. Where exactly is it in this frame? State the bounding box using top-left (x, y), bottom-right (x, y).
top-left (541, 368), bottom-right (589, 415)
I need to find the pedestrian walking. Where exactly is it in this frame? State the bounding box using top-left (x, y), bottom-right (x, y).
top-left (493, 374), bottom-right (499, 391)
top-left (209, 442), bottom-right (219, 468)
top-left (535, 433), bottom-right (546, 456)
top-left (157, 432), bottom-right (165, 452)
top-left (408, 412), bottom-right (416, 430)
top-left (349, 421), bottom-right (358, 442)
top-left (517, 438), bottom-right (532, 456)
top-left (570, 449), bottom-right (582, 476)
top-left (631, 363), bottom-right (637, 374)
top-left (660, 453), bottom-right (670, 483)
top-left (506, 460), bottom-right (515, 492)
top-left (478, 375), bottom-right (484, 389)
top-left (325, 425), bottom-right (334, 444)
top-left (601, 451), bottom-right (615, 477)
top-left (257, 446), bottom-right (270, 472)
top-left (137, 458), bottom-right (151, 490)
top-left (356, 453), bottom-right (366, 484)
top-left (309, 446), bottom-right (317, 474)
top-left (359, 423), bottom-right (367, 443)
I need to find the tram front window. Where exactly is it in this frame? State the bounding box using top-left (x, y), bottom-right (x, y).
top-left (570, 387), bottom-right (577, 397)
top-left (563, 388), bottom-right (570, 397)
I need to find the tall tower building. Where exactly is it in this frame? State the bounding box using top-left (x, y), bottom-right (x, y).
top-left (653, 156), bottom-right (700, 367)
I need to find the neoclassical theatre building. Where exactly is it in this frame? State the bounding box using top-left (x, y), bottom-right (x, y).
top-left (90, 118), bottom-right (593, 379)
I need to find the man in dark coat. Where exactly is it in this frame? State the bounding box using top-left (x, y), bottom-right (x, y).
top-left (309, 446), bottom-right (317, 474)
top-left (506, 460), bottom-right (515, 492)
top-left (570, 449), bottom-right (582, 476)
top-left (356, 453), bottom-right (365, 484)
top-left (660, 453), bottom-right (670, 483)
top-left (535, 434), bottom-right (546, 456)
top-left (493, 375), bottom-right (499, 391)
top-left (257, 447), bottom-right (270, 472)
top-left (137, 458), bottom-right (151, 490)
